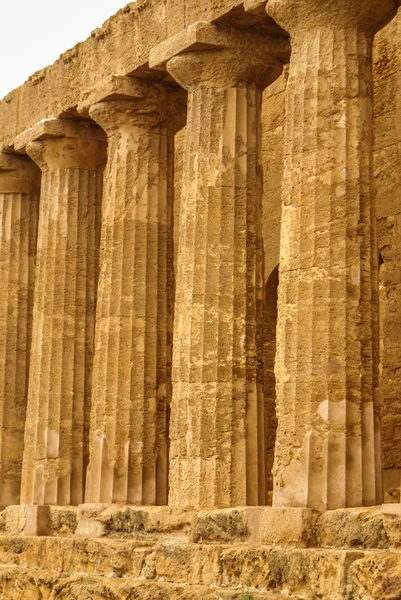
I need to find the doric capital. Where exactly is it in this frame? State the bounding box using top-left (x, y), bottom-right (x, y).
top-left (14, 119), bottom-right (107, 172)
top-left (0, 153), bottom-right (41, 195)
top-left (149, 21), bottom-right (289, 91)
top-left (81, 75), bottom-right (186, 137)
top-left (267, 0), bottom-right (397, 35)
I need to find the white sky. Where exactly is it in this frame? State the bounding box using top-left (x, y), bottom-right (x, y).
top-left (0, 0), bottom-right (134, 99)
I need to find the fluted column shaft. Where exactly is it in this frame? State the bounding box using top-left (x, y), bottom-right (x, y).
top-left (0, 154), bottom-right (40, 505)
top-left (173, 85), bottom-right (266, 507)
top-left (15, 119), bottom-right (106, 506)
top-left (267, 0), bottom-right (397, 510)
top-left (153, 23), bottom-right (288, 507)
top-left (85, 78), bottom-right (178, 505)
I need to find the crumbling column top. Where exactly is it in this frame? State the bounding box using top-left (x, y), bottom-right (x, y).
top-left (84, 75), bottom-right (186, 135)
top-left (14, 118), bottom-right (106, 154)
top-left (149, 21), bottom-right (290, 90)
top-left (14, 118), bottom-right (107, 172)
top-left (78, 75), bottom-right (161, 116)
top-left (266, 0), bottom-right (397, 33)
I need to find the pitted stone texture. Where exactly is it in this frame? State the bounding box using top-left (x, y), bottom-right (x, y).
top-left (1, 1), bottom-right (278, 150)
top-left (350, 553), bottom-right (401, 600)
top-left (267, 0), bottom-right (397, 511)
top-left (316, 507), bottom-right (389, 549)
top-left (0, 569), bottom-right (294, 600)
top-left (374, 13), bottom-right (401, 494)
top-left (72, 505), bottom-right (316, 549)
top-left (85, 77), bottom-right (182, 506)
top-left (0, 154), bottom-right (40, 506)
top-left (0, 536), bottom-right (364, 599)
top-left (267, 0), bottom-right (397, 31)
top-left (150, 21), bottom-right (289, 87)
top-left (0, 505), bottom-right (77, 537)
top-left (255, 4), bottom-right (401, 501)
top-left (151, 23), bottom-right (287, 508)
top-left (16, 119), bottom-right (106, 506)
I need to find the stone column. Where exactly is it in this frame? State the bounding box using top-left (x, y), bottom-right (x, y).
top-left (267, 0), bottom-right (397, 510)
top-left (150, 23), bottom-right (289, 507)
top-left (0, 154), bottom-right (40, 505)
top-left (15, 119), bottom-right (106, 506)
top-left (84, 76), bottom-right (182, 505)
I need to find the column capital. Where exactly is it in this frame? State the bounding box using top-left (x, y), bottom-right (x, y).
top-left (267, 0), bottom-right (397, 34)
top-left (149, 21), bottom-right (289, 90)
top-left (85, 75), bottom-right (186, 137)
top-left (14, 118), bottom-right (107, 172)
top-left (0, 153), bottom-right (40, 195)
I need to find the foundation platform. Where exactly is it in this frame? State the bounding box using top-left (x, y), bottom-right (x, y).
top-left (0, 505), bottom-right (400, 598)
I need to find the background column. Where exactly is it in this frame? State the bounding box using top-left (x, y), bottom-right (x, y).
top-left (150, 23), bottom-right (289, 507)
top-left (0, 154), bottom-right (40, 505)
top-left (267, 0), bottom-right (397, 510)
top-left (15, 119), bottom-right (106, 506)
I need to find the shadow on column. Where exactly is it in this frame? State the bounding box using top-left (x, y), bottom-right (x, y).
top-left (379, 253), bottom-right (401, 502)
top-left (264, 265), bottom-right (279, 505)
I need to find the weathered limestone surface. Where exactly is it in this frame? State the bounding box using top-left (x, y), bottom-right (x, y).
top-left (374, 13), bottom-right (401, 494)
top-left (14, 119), bottom-right (106, 506)
top-left (0, 155), bottom-right (40, 506)
top-left (85, 76), bottom-right (183, 506)
top-left (0, 0), bottom-right (263, 151)
top-left (0, 504), bottom-right (400, 600)
top-left (150, 22), bottom-right (289, 507)
top-left (267, 0), bottom-right (397, 511)
top-left (2, 0), bottom-right (401, 598)
top-left (256, 10), bottom-right (401, 499)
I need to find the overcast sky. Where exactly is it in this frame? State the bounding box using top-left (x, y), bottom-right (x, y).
top-left (0, 0), bottom-right (134, 99)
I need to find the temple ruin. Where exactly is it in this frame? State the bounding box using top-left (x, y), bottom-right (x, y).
top-left (0, 0), bottom-right (401, 597)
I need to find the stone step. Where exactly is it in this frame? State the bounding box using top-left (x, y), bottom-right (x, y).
top-left (0, 535), bottom-right (367, 599)
top-left (1, 504), bottom-right (400, 550)
top-left (0, 567), bottom-right (294, 600)
top-left (0, 540), bottom-right (400, 599)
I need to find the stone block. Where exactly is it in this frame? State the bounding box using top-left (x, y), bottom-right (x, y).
top-left (155, 544), bottom-right (189, 583)
top-left (191, 509), bottom-right (248, 544)
top-left (150, 20), bottom-right (289, 72)
top-left (268, 548), bottom-right (364, 599)
top-left (316, 507), bottom-right (389, 549)
top-left (75, 504), bottom-right (194, 541)
top-left (350, 552), bottom-right (401, 600)
top-left (220, 547), bottom-right (273, 589)
top-left (23, 506), bottom-right (51, 537)
top-left (382, 504), bottom-right (401, 517)
top-left (49, 506), bottom-right (78, 535)
top-left (75, 504), bottom-right (109, 538)
top-left (247, 507), bottom-right (318, 547)
top-left (150, 22), bottom-right (227, 70)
